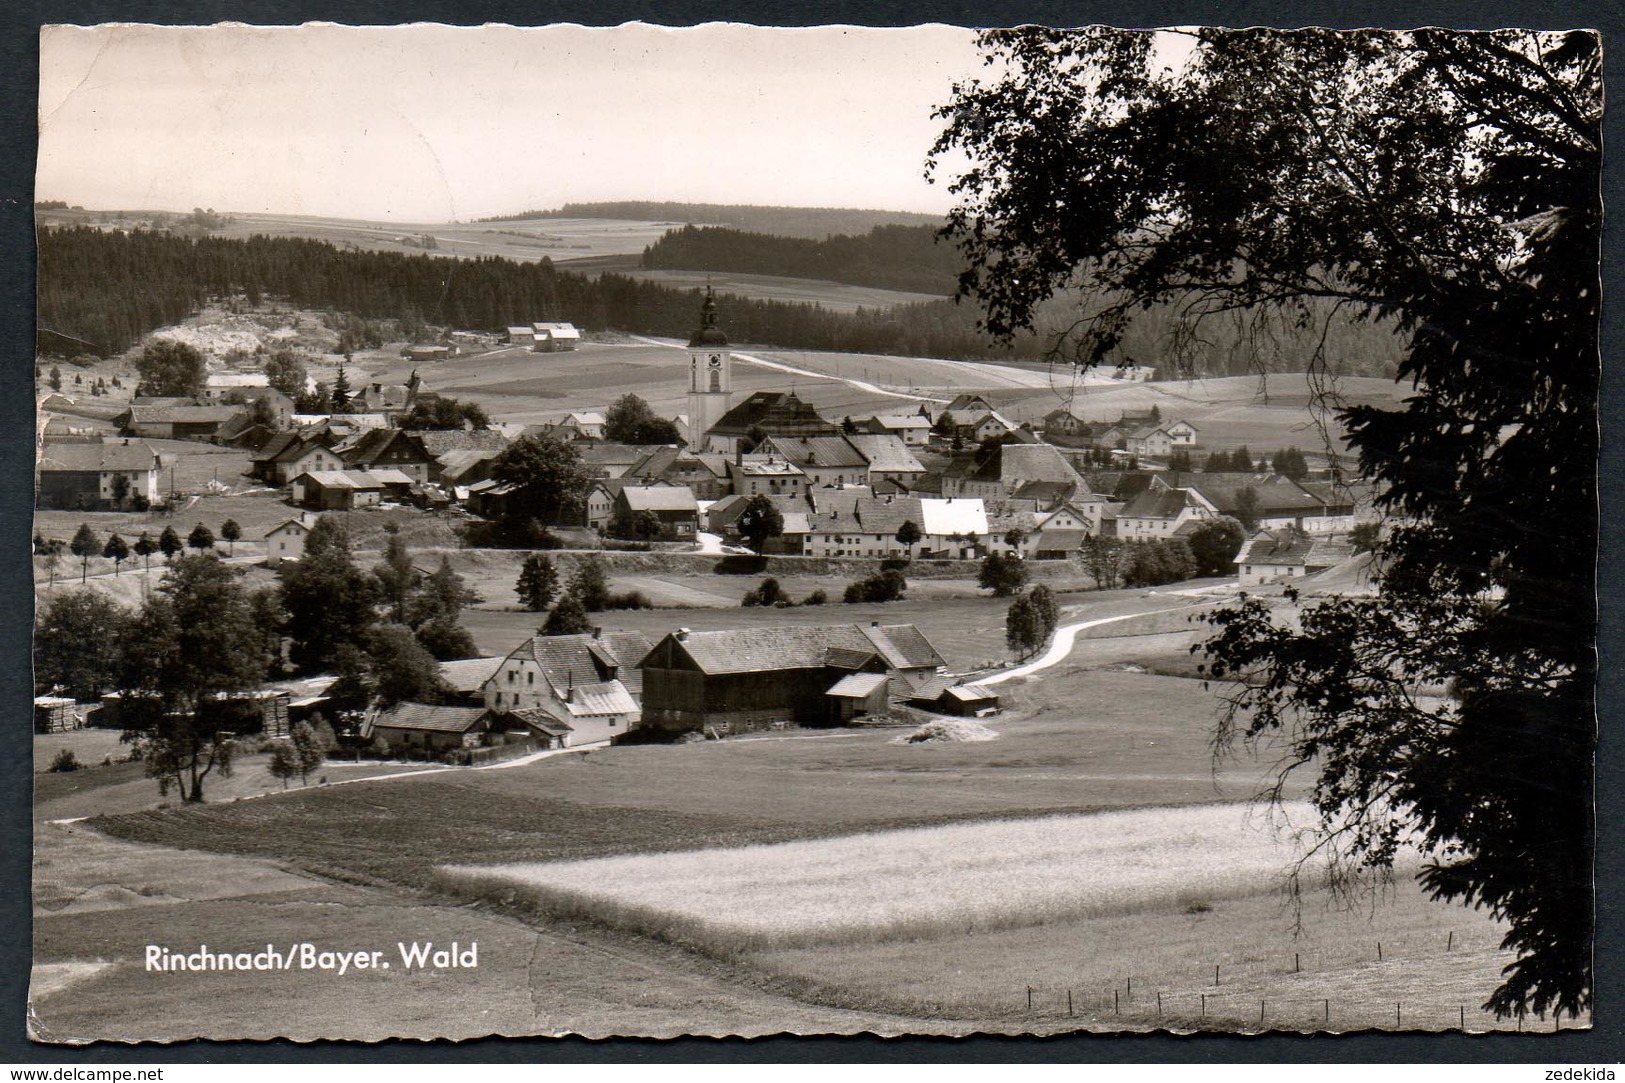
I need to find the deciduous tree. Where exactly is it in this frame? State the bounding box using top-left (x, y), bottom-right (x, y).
top-left (516, 553), bottom-right (559, 612)
top-left (134, 339), bottom-right (206, 397)
top-left (932, 25), bottom-right (1600, 1015)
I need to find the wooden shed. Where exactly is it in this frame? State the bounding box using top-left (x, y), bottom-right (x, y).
top-left (33, 696), bottom-right (80, 734)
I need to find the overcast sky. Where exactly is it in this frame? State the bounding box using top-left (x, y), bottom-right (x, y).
top-left (37, 22), bottom-right (987, 221)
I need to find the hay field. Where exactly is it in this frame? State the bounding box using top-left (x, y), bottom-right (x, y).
top-left (438, 803), bottom-right (1334, 953)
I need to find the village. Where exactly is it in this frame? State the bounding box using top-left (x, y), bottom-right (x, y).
top-left (32, 288), bottom-right (1379, 766)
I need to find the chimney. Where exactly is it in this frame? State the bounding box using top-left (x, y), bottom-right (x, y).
top-left (372, 382), bottom-right (382, 394)
top-left (871, 620), bottom-right (880, 628)
top-left (592, 627), bottom-right (601, 639)
top-left (676, 627), bottom-right (690, 642)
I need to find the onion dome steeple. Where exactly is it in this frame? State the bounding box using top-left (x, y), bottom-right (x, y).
top-left (687, 286), bottom-right (730, 348)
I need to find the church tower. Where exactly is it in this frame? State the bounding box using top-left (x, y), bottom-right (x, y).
top-left (686, 287), bottom-right (733, 451)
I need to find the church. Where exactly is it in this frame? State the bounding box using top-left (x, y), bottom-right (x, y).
top-left (685, 287), bottom-right (734, 453)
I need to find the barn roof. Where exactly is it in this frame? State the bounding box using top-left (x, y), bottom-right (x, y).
top-left (37, 441), bottom-right (159, 473)
top-left (826, 673), bottom-right (890, 698)
top-left (844, 433), bottom-right (925, 474)
top-left (620, 486), bottom-right (699, 513)
top-left (438, 656), bottom-right (503, 693)
top-left (661, 623), bottom-right (943, 677)
top-left (372, 702), bottom-right (488, 734)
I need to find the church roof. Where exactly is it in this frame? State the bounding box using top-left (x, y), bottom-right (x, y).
top-left (687, 287), bottom-right (730, 348)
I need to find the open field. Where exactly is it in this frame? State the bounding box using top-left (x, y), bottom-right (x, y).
top-left (438, 802), bottom-right (1336, 952)
top-left (747, 872), bottom-right (1533, 1032)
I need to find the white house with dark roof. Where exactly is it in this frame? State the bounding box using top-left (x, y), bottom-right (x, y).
top-left (483, 630), bottom-right (653, 746)
top-left (262, 517), bottom-right (312, 568)
top-left (35, 439), bottom-right (161, 509)
top-left (1234, 530), bottom-right (1356, 586)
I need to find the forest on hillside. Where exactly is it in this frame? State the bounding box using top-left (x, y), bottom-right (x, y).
top-left (36, 226), bottom-right (1404, 378)
top-left (641, 223), bottom-right (961, 295)
top-left (34, 226), bottom-right (1035, 362)
top-left (479, 201), bottom-right (943, 239)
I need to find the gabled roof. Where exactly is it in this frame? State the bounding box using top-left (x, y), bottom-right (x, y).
top-left (1234, 531), bottom-right (1355, 569)
top-left (372, 702), bottom-right (488, 734)
top-left (438, 656), bottom-right (503, 693)
top-left (37, 441), bottom-right (159, 473)
top-left (765, 435), bottom-right (869, 470)
top-left (866, 413), bottom-right (932, 430)
top-left (919, 497), bottom-right (989, 537)
top-left (501, 631), bottom-right (653, 701)
top-left (844, 433), bottom-right (926, 474)
top-left (1118, 486), bottom-right (1217, 521)
top-left (338, 427), bottom-right (431, 465)
top-left (294, 470), bottom-right (389, 490)
top-left (657, 623), bottom-right (943, 677)
top-left (999, 444), bottom-right (1084, 487)
top-left (123, 404), bottom-right (240, 425)
top-left (1157, 473), bottom-right (1336, 518)
top-left (262, 518), bottom-right (311, 539)
top-left (619, 486), bottom-right (699, 513)
top-left (503, 707), bottom-right (574, 736)
top-left (578, 442), bottom-right (665, 468)
top-left (826, 672), bottom-right (890, 698)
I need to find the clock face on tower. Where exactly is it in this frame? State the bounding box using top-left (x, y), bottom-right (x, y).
top-left (708, 354), bottom-right (722, 369)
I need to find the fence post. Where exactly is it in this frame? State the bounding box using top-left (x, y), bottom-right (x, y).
top-left (1214, 964), bottom-right (1220, 986)
top-left (1378, 941), bottom-right (1384, 962)
top-left (1294, 952), bottom-right (1300, 973)
top-left (1447, 930), bottom-right (1454, 953)
top-left (1324, 998), bottom-right (1330, 1024)
top-left (1157, 992), bottom-right (1163, 1016)
top-left (1027, 986), bottom-right (1032, 1012)
top-left (1460, 1005), bottom-right (1466, 1030)
top-left (1114, 989), bottom-right (1120, 1016)
top-left (1259, 1000), bottom-right (1265, 1025)
top-left (1201, 994), bottom-right (1206, 1019)
top-left (1127, 976), bottom-right (1132, 999)
top-left (1068, 989), bottom-right (1074, 1017)
top-left (1396, 1002), bottom-right (1401, 1027)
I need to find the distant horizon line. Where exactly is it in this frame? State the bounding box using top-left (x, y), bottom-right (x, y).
top-left (33, 198), bottom-right (953, 226)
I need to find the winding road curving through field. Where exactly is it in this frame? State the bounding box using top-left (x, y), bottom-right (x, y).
top-left (627, 334), bottom-right (952, 404)
top-left (976, 600), bottom-right (1218, 686)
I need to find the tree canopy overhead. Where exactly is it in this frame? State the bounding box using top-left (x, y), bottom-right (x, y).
top-left (932, 27), bottom-right (1599, 1018)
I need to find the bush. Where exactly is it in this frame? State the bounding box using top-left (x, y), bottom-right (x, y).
top-left (458, 520), bottom-right (563, 550)
top-left (801, 589), bottom-right (828, 606)
top-left (604, 589), bottom-right (653, 610)
top-left (741, 576), bottom-right (788, 607)
top-left (879, 557), bottom-right (911, 573)
top-left (48, 748), bottom-right (80, 773)
top-left (715, 554), bottom-right (768, 576)
top-left (843, 568), bottom-right (907, 603)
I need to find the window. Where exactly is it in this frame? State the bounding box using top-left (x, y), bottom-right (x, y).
top-left (527, 671), bottom-right (534, 685)
top-left (509, 671), bottom-right (516, 683)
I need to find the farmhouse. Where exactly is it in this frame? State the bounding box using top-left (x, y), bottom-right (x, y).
top-left (530, 322), bottom-right (582, 351)
top-left (1124, 420), bottom-right (1199, 459)
top-left (859, 413), bottom-right (932, 446)
top-left (1235, 530), bottom-right (1356, 586)
top-left (369, 703), bottom-right (491, 754)
top-left (35, 439), bottom-right (161, 510)
top-left (262, 518), bottom-right (312, 567)
top-left (505, 325), bottom-right (535, 346)
top-left (613, 485), bottom-right (700, 539)
top-left (115, 404), bottom-right (240, 441)
top-left (844, 433), bottom-right (927, 487)
top-left (1115, 486), bottom-right (1217, 539)
top-left (762, 434), bottom-right (869, 490)
top-left (401, 343), bottom-right (457, 362)
top-left (335, 427), bottom-right (433, 484)
top-left (806, 493), bottom-right (988, 559)
top-left (705, 492), bottom-right (813, 554)
top-left (639, 622), bottom-right (946, 735)
top-left (482, 630), bottom-right (653, 747)
top-left (623, 446), bottom-right (729, 500)
top-left (289, 469), bottom-right (412, 510)
top-left (349, 375), bottom-right (421, 416)
top-left (1153, 473), bottom-right (1356, 534)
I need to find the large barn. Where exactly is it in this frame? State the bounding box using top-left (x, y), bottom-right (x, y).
top-left (638, 622), bottom-right (946, 735)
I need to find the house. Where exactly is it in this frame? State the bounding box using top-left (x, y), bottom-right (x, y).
top-left (1042, 408), bottom-right (1091, 438)
top-left (289, 469), bottom-right (413, 510)
top-left (624, 447), bottom-right (730, 501)
top-left (970, 411), bottom-right (1019, 443)
top-left (36, 439), bottom-right (161, 509)
top-left (705, 391), bottom-right (839, 454)
top-left (844, 433), bottom-right (928, 488)
top-left (1235, 530), bottom-right (1356, 586)
top-left (262, 434), bottom-right (346, 486)
top-left (584, 481), bottom-right (624, 531)
top-left (944, 393), bottom-right (999, 415)
top-left (705, 492), bottom-right (813, 554)
top-left (726, 455), bottom-right (808, 500)
top-left (115, 404), bottom-right (241, 441)
top-left (349, 374), bottom-right (421, 416)
top-left (612, 486), bottom-right (700, 539)
top-left (824, 672), bottom-right (892, 723)
top-left (575, 442), bottom-right (664, 479)
top-left (370, 702), bottom-right (493, 755)
top-left (1153, 473), bottom-right (1356, 534)
top-left (482, 630), bottom-right (653, 746)
top-left (214, 414), bottom-right (279, 452)
top-left (263, 518), bottom-right (312, 567)
top-left (336, 428), bottom-right (433, 484)
top-left (639, 622), bottom-right (946, 735)
top-left (561, 411), bottom-right (606, 440)
top-left (505, 325), bottom-right (535, 346)
top-left (1124, 421), bottom-right (1199, 459)
top-left (411, 429), bottom-right (510, 481)
top-left (436, 448), bottom-right (504, 489)
top-left (203, 372), bottom-right (270, 399)
top-left (859, 414), bottom-right (932, 447)
top-left (1115, 485), bottom-right (1217, 539)
top-left (761, 434), bottom-right (870, 490)
top-left (530, 322), bottom-right (582, 351)
top-left (806, 493), bottom-right (988, 559)
top-left (401, 343), bottom-right (457, 362)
